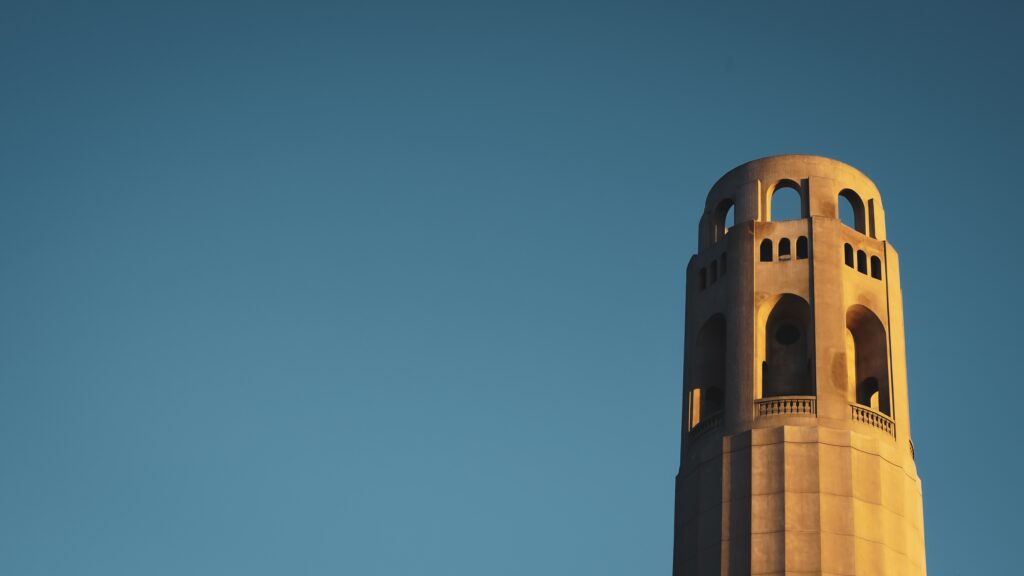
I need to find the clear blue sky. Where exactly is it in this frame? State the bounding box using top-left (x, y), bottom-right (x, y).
top-left (1, 1), bottom-right (1020, 574)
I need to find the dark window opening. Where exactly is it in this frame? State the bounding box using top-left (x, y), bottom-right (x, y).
top-left (796, 236), bottom-right (808, 260)
top-left (867, 199), bottom-right (877, 239)
top-left (857, 377), bottom-right (880, 408)
top-left (847, 305), bottom-right (891, 416)
top-left (779, 238), bottom-right (791, 260)
top-left (760, 239), bottom-right (773, 262)
top-left (689, 314), bottom-right (726, 430)
top-left (720, 253), bottom-right (727, 276)
top-left (710, 260), bottom-right (718, 284)
top-left (857, 250), bottom-right (867, 274)
top-left (844, 244), bottom-right (854, 268)
top-left (870, 256), bottom-right (882, 280)
top-left (775, 323), bottom-right (800, 345)
top-left (699, 268), bottom-right (706, 290)
top-left (762, 294), bottom-right (814, 397)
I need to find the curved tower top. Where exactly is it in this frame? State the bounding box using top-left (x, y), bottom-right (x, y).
top-left (697, 155), bottom-right (887, 252)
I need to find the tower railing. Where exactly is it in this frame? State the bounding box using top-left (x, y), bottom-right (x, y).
top-left (755, 395), bottom-right (817, 417)
top-left (850, 404), bottom-right (896, 437)
top-left (689, 410), bottom-right (722, 438)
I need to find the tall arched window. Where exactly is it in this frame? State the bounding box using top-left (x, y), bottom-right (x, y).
top-left (699, 268), bottom-right (706, 290)
top-left (712, 199), bottom-right (735, 244)
top-left (870, 256), bottom-right (882, 279)
top-left (720, 252), bottom-right (727, 276)
top-left (710, 260), bottom-right (718, 283)
top-left (844, 244), bottom-right (854, 268)
top-left (846, 305), bottom-right (890, 415)
top-left (760, 239), bottom-right (773, 262)
top-left (762, 295), bottom-right (814, 397)
top-left (838, 189), bottom-right (866, 234)
top-left (770, 183), bottom-right (803, 221)
top-left (857, 250), bottom-right (867, 274)
top-left (689, 314), bottom-right (726, 429)
top-left (796, 236), bottom-right (808, 260)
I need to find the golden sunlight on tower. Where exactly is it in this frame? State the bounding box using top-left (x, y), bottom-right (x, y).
top-left (673, 156), bottom-right (926, 575)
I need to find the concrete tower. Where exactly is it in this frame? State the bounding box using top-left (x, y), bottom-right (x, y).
top-left (673, 156), bottom-right (926, 575)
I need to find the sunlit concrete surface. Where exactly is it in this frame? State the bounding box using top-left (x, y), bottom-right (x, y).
top-left (673, 155), bottom-right (926, 575)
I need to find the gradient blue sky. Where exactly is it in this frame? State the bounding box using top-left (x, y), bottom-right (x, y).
top-left (1, 1), bottom-right (1021, 574)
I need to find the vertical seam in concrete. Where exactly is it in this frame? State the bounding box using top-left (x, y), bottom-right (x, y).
top-left (754, 178), bottom-right (763, 416)
top-left (882, 243), bottom-right (897, 435)
top-left (782, 430), bottom-right (789, 574)
top-left (807, 214), bottom-right (818, 398)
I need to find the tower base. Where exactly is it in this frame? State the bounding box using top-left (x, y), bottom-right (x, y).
top-left (673, 426), bottom-right (925, 576)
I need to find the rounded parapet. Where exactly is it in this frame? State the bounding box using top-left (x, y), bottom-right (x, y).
top-left (698, 155), bottom-right (886, 251)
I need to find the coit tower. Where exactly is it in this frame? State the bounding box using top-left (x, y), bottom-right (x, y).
top-left (673, 155), bottom-right (926, 575)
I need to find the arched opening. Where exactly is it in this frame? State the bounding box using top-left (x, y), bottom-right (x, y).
top-left (779, 238), bottom-right (791, 260)
top-left (844, 243), bottom-right (854, 268)
top-left (870, 256), bottom-right (882, 279)
top-left (796, 236), bottom-right (808, 260)
top-left (770, 184), bottom-right (803, 221)
top-left (857, 250), bottom-right (867, 274)
top-left (712, 199), bottom-right (735, 243)
top-left (760, 239), bottom-right (773, 262)
top-left (838, 189), bottom-right (866, 234)
top-left (846, 305), bottom-right (890, 416)
top-left (699, 268), bottom-right (706, 290)
top-left (857, 378), bottom-right (880, 409)
top-left (720, 252), bottom-right (727, 276)
top-left (710, 260), bottom-right (718, 283)
top-left (762, 295), bottom-right (814, 397)
top-left (689, 314), bottom-right (726, 429)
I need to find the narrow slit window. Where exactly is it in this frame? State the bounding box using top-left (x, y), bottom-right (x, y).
top-left (760, 239), bottom-right (773, 262)
top-left (779, 238), bottom-right (791, 260)
top-left (857, 250), bottom-right (867, 274)
top-left (710, 260), bottom-right (718, 283)
top-left (720, 253), bottom-right (727, 276)
top-left (870, 256), bottom-right (882, 279)
top-left (796, 236), bottom-right (808, 260)
top-left (867, 199), bottom-right (877, 238)
top-left (844, 243), bottom-right (854, 268)
top-left (699, 268), bottom-right (707, 290)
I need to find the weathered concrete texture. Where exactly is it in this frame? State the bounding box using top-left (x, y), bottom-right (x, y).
top-left (674, 156), bottom-right (925, 575)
